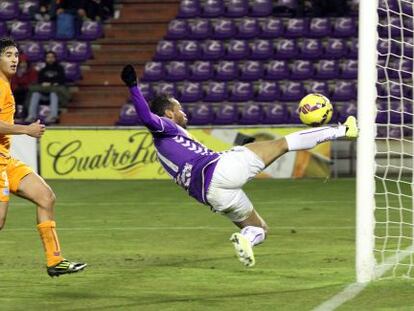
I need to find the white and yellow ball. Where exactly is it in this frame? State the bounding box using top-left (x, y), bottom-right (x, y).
top-left (298, 93), bottom-right (333, 127)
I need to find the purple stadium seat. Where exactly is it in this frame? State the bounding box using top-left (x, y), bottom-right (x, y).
top-left (285, 18), bottom-right (309, 38)
top-left (300, 38), bottom-right (323, 60)
top-left (400, 59), bottom-right (413, 79)
top-left (189, 103), bottom-right (213, 125)
top-left (10, 21), bottom-right (32, 40)
top-left (377, 38), bottom-right (394, 56)
top-left (337, 102), bottom-right (356, 123)
top-left (215, 61), bottom-right (238, 81)
top-left (239, 60), bottom-right (263, 81)
top-left (403, 37), bottom-right (413, 58)
top-left (249, 0), bottom-right (273, 17)
top-left (20, 0), bottom-right (39, 20)
top-left (256, 81), bottom-right (281, 101)
top-left (142, 62), bottom-right (164, 81)
top-left (378, 16), bottom-right (401, 37)
top-left (67, 41), bottom-right (92, 61)
top-left (118, 103), bottom-right (141, 126)
top-left (154, 40), bottom-right (177, 61)
top-left (331, 81), bottom-right (356, 101)
top-left (43, 41), bottom-right (67, 61)
top-left (211, 19), bottom-right (236, 39)
top-left (265, 60), bottom-right (289, 80)
top-left (306, 81), bottom-right (329, 97)
top-left (260, 17), bottom-right (284, 38)
top-left (288, 103), bottom-right (302, 124)
top-left (202, 0), bottom-right (224, 17)
top-left (204, 81), bottom-right (227, 101)
top-left (177, 40), bottom-right (201, 60)
top-left (138, 82), bottom-right (153, 100)
top-left (78, 21), bottom-right (103, 40)
top-left (333, 17), bottom-right (357, 37)
top-left (0, 22), bottom-right (8, 37)
top-left (188, 19), bottom-right (212, 39)
top-left (201, 40), bottom-right (225, 60)
top-left (179, 82), bottom-right (203, 102)
top-left (165, 61), bottom-right (188, 81)
top-left (190, 61), bottom-right (213, 81)
top-left (239, 103), bottom-right (263, 124)
top-left (250, 39), bottom-right (274, 60)
top-left (229, 81), bottom-right (254, 102)
top-left (178, 0), bottom-right (201, 18)
top-left (33, 21), bottom-right (54, 40)
top-left (153, 82), bottom-right (177, 97)
top-left (315, 60), bottom-right (339, 79)
top-left (281, 81), bottom-right (305, 101)
top-left (401, 1), bottom-right (413, 15)
top-left (263, 102), bottom-right (288, 124)
top-left (324, 38), bottom-right (347, 59)
top-left (19, 41), bottom-right (45, 62)
top-left (236, 17), bottom-right (260, 39)
top-left (61, 62), bottom-right (81, 81)
top-left (225, 0), bottom-right (248, 17)
top-left (214, 102), bottom-right (237, 124)
top-left (165, 19), bottom-right (188, 40)
top-left (0, 0), bottom-right (19, 20)
top-left (239, 61), bottom-right (263, 81)
top-left (225, 40), bottom-right (249, 60)
top-left (348, 38), bottom-right (358, 59)
top-left (377, 58), bottom-right (386, 80)
top-left (341, 59), bottom-right (358, 79)
top-left (201, 0), bottom-right (224, 17)
top-left (290, 60), bottom-right (314, 80)
top-left (275, 39), bottom-right (298, 59)
top-left (309, 18), bottom-right (331, 38)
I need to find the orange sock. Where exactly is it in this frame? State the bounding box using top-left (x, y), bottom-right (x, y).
top-left (37, 220), bottom-right (64, 267)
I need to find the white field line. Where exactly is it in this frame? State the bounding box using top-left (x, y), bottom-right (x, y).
top-left (312, 245), bottom-right (414, 311)
top-left (8, 200), bottom-right (354, 207)
top-left (3, 226), bottom-right (356, 232)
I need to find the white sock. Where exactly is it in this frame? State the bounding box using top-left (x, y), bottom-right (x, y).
top-left (241, 226), bottom-right (266, 247)
top-left (285, 125), bottom-right (346, 151)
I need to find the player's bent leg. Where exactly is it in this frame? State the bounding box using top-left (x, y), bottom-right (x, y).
top-left (0, 201), bottom-right (9, 231)
top-left (15, 172), bottom-right (87, 277)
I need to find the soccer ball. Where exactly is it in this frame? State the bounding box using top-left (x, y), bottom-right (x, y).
top-left (298, 93), bottom-right (333, 127)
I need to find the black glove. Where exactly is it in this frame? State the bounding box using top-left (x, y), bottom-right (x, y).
top-left (121, 65), bottom-right (137, 87)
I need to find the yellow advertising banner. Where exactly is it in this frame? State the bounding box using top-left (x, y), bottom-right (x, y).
top-left (40, 128), bottom-right (330, 179)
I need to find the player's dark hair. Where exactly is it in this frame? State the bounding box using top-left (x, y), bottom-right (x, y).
top-left (0, 37), bottom-right (17, 55)
top-left (150, 95), bottom-right (174, 116)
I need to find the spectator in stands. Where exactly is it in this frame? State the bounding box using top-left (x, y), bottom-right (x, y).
top-left (11, 54), bottom-right (38, 120)
top-left (310, 0), bottom-right (349, 16)
top-left (55, 0), bottom-right (87, 35)
top-left (25, 52), bottom-right (68, 124)
top-left (84, 0), bottom-right (114, 21)
top-left (30, 0), bottom-right (57, 21)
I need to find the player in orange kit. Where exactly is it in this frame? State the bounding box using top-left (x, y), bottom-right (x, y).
top-left (0, 37), bottom-right (86, 277)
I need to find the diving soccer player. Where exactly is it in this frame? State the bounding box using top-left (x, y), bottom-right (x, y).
top-left (0, 37), bottom-right (86, 277)
top-left (121, 65), bottom-right (358, 267)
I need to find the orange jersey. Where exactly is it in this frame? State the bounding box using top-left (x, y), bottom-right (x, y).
top-left (0, 78), bottom-right (15, 157)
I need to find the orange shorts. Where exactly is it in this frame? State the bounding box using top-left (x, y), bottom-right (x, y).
top-left (0, 157), bottom-right (33, 202)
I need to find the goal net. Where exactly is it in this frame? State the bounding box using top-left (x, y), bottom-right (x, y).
top-left (373, 0), bottom-right (414, 278)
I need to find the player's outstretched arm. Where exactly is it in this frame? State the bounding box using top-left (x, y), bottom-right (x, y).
top-left (0, 119), bottom-right (45, 138)
top-left (121, 65), bottom-right (164, 132)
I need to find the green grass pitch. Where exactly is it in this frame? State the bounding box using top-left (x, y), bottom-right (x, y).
top-left (1, 179), bottom-right (414, 310)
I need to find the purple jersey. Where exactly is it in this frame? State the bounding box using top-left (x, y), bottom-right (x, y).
top-left (129, 86), bottom-right (220, 204)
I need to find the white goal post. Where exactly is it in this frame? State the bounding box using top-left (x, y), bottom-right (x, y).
top-left (357, 0), bottom-right (414, 282)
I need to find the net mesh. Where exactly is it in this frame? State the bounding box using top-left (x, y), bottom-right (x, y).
top-left (374, 0), bottom-right (414, 278)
